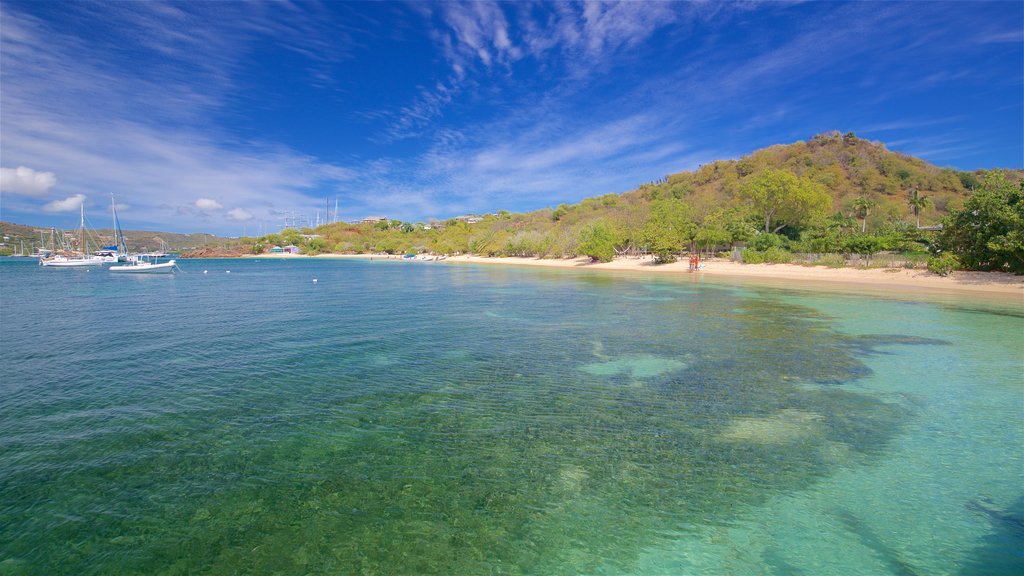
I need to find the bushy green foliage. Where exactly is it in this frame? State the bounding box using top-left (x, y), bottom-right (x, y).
top-left (641, 198), bottom-right (694, 262)
top-left (742, 247), bottom-right (793, 264)
top-left (304, 237), bottom-right (326, 255)
top-left (747, 233), bottom-right (789, 251)
top-left (577, 220), bottom-right (618, 262)
top-left (927, 253), bottom-right (959, 276)
top-left (814, 253), bottom-right (848, 268)
top-left (939, 172), bottom-right (1024, 274)
top-left (740, 169), bottom-right (831, 233)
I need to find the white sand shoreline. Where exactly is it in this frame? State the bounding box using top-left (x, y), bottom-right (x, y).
top-left (242, 252), bottom-right (1024, 301)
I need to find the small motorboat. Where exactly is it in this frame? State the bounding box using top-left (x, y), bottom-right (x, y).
top-left (109, 258), bottom-right (177, 274)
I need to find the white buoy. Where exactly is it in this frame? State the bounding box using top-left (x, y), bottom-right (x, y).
top-left (313, 278), bottom-right (318, 283)
top-left (203, 270), bottom-right (208, 274)
top-left (226, 270), bottom-right (230, 274)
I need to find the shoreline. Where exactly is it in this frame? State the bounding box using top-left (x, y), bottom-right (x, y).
top-left (240, 252), bottom-right (1024, 302)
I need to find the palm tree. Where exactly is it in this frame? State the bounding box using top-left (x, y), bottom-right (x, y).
top-left (907, 189), bottom-right (931, 228)
top-left (851, 196), bottom-right (875, 233)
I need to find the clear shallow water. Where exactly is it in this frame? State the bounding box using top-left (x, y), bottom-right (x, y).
top-left (0, 257), bottom-right (1021, 575)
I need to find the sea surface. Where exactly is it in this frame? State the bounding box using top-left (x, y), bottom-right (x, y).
top-left (1, 257), bottom-right (1021, 575)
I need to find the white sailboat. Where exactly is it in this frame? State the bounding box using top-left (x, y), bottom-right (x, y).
top-left (40, 204), bottom-right (106, 267)
top-left (94, 194), bottom-right (129, 262)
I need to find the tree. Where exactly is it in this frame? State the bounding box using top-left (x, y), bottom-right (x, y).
top-left (577, 220), bottom-right (618, 262)
top-left (695, 208), bottom-right (754, 253)
top-left (939, 173), bottom-right (1024, 273)
top-left (907, 189), bottom-right (931, 228)
top-left (851, 196), bottom-right (875, 233)
top-left (740, 169), bottom-right (831, 233)
top-left (305, 237), bottom-right (326, 254)
top-left (844, 234), bottom-right (883, 267)
top-left (641, 198), bottom-right (695, 263)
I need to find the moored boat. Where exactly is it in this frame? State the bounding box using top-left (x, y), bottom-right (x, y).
top-left (40, 204), bottom-right (107, 267)
top-left (109, 258), bottom-right (177, 274)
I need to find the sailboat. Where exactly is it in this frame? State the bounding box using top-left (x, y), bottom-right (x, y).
top-left (94, 194), bottom-right (129, 262)
top-left (40, 204), bottom-right (106, 267)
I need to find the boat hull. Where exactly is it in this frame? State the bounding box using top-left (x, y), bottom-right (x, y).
top-left (109, 260), bottom-right (176, 274)
top-left (41, 257), bottom-right (106, 267)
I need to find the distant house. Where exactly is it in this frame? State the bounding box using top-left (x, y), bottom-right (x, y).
top-left (269, 245), bottom-right (284, 254)
top-left (361, 216), bottom-right (388, 225)
top-left (283, 245), bottom-right (300, 254)
top-left (455, 215), bottom-right (483, 224)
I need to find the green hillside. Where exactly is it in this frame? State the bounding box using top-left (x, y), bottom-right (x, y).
top-left (249, 132), bottom-right (1021, 272)
top-left (0, 221), bottom-right (234, 255)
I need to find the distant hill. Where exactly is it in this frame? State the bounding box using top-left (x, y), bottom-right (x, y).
top-left (0, 221), bottom-right (235, 255)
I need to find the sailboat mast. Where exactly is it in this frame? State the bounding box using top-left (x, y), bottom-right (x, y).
top-left (80, 203), bottom-right (86, 257)
top-left (111, 194), bottom-right (117, 250)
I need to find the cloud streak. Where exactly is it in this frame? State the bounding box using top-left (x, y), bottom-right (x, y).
top-left (42, 193), bottom-right (85, 213)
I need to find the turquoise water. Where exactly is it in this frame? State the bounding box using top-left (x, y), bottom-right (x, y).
top-left (0, 257), bottom-right (1021, 575)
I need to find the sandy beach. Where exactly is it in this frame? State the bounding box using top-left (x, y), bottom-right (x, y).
top-left (245, 252), bottom-right (1024, 301)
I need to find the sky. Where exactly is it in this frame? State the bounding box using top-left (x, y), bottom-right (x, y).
top-left (1, 1), bottom-right (1021, 235)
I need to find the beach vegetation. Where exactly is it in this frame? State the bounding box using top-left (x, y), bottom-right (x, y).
top-left (812, 253), bottom-right (848, 268)
top-left (741, 247), bottom-right (794, 264)
top-left (740, 169), bottom-right (828, 233)
top-left (907, 189), bottom-right (931, 228)
top-left (577, 220), bottom-right (618, 262)
top-left (927, 253), bottom-right (959, 276)
top-left (938, 172), bottom-right (1024, 274)
top-left (844, 234), bottom-right (884, 267)
top-left (851, 196), bottom-right (876, 233)
top-left (641, 198), bottom-right (695, 263)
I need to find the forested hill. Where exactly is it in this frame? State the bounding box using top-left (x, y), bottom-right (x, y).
top-left (628, 130), bottom-right (1009, 225)
top-left (267, 131), bottom-right (1020, 266)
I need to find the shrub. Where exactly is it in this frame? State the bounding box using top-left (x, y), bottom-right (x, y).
top-left (815, 253), bottom-right (847, 268)
top-left (927, 253), bottom-right (958, 276)
top-left (577, 220), bottom-right (617, 263)
top-left (748, 233), bottom-right (789, 251)
top-left (742, 247), bottom-right (793, 264)
top-left (653, 251), bottom-right (677, 264)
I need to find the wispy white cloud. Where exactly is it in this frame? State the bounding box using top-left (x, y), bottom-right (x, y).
top-left (0, 166), bottom-right (58, 197)
top-left (195, 198), bottom-right (223, 211)
top-left (227, 208), bottom-right (254, 221)
top-left (42, 193), bottom-right (85, 213)
top-left (381, 1), bottom-right (683, 142)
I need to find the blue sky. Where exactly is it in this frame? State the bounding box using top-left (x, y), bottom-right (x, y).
top-left (1, 1), bottom-right (1021, 235)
